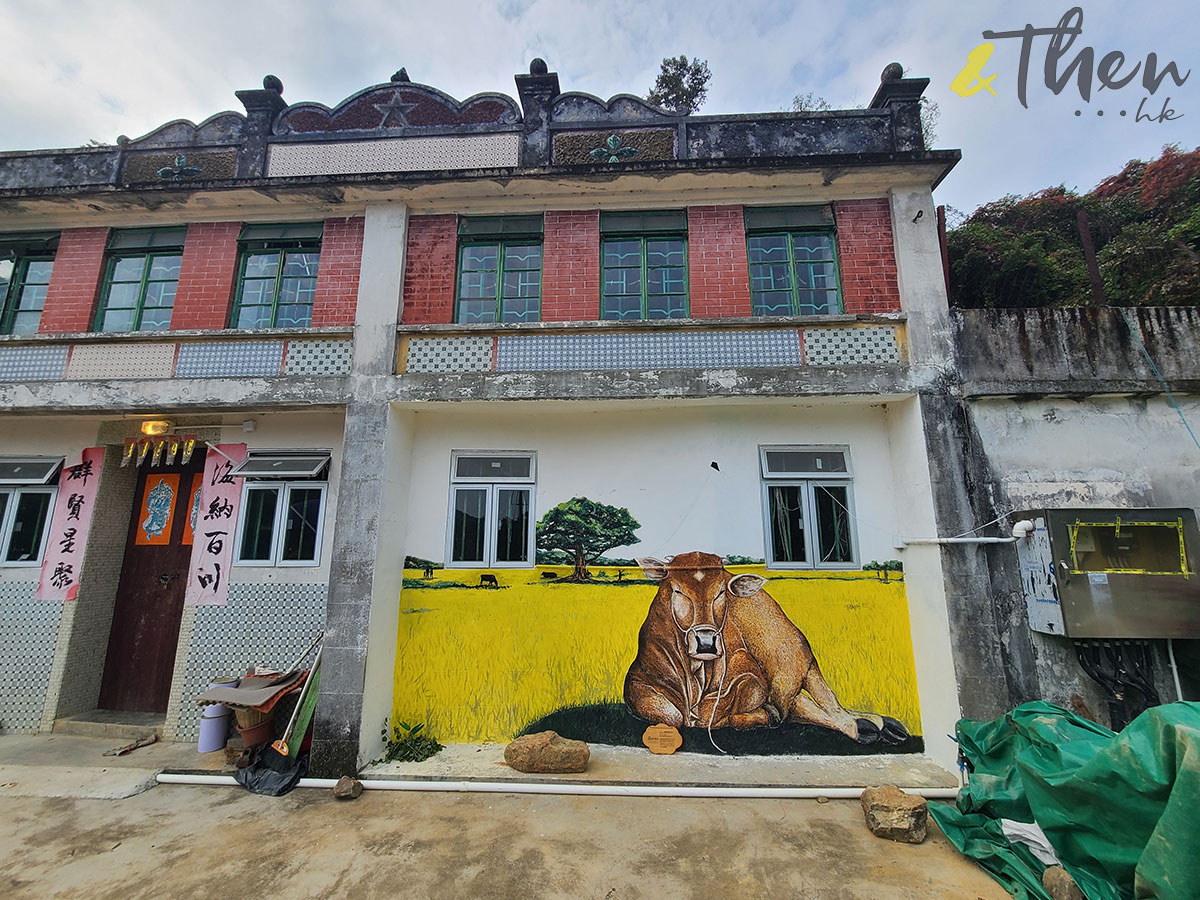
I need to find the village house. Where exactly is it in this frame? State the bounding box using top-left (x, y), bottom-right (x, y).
top-left (0, 59), bottom-right (1191, 781)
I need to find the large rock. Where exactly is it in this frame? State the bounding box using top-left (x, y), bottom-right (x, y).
top-left (1042, 866), bottom-right (1085, 900)
top-left (859, 784), bottom-right (928, 844)
top-left (333, 776), bottom-right (363, 800)
top-left (504, 731), bottom-right (589, 773)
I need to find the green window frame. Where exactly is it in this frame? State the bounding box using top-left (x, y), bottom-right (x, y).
top-left (96, 228), bottom-right (186, 332)
top-left (745, 206), bottom-right (843, 317)
top-left (0, 234), bottom-right (57, 335)
top-left (455, 216), bottom-right (543, 324)
top-left (600, 210), bottom-right (688, 320)
top-left (231, 223), bottom-right (323, 330)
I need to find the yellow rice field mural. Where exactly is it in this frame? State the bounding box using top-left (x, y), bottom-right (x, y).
top-left (391, 564), bottom-right (921, 752)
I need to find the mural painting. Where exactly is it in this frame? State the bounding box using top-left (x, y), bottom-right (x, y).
top-left (393, 496), bottom-right (922, 756)
top-left (625, 552), bottom-right (908, 750)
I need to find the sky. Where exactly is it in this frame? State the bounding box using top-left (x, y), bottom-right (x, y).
top-left (0, 0), bottom-right (1195, 214)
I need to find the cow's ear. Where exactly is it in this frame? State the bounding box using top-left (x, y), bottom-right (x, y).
top-left (728, 574), bottom-right (767, 598)
top-left (638, 557), bottom-right (670, 581)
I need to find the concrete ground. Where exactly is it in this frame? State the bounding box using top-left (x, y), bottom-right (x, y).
top-left (0, 735), bottom-right (1008, 899)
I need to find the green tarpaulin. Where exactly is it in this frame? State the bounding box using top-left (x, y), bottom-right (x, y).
top-left (929, 701), bottom-right (1200, 900)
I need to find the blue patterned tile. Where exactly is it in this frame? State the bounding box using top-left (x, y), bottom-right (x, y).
top-left (803, 326), bottom-right (900, 365)
top-left (496, 330), bottom-right (802, 372)
top-left (0, 581), bottom-right (62, 733)
top-left (175, 341), bottom-right (285, 378)
top-left (407, 336), bottom-right (492, 373)
top-left (284, 340), bottom-right (353, 376)
top-left (0, 346), bottom-right (69, 381)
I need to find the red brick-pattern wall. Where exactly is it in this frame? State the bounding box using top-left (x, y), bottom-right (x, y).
top-left (400, 215), bottom-right (457, 324)
top-left (312, 216), bottom-right (364, 327)
top-left (541, 210), bottom-right (600, 322)
top-left (687, 206), bottom-right (752, 318)
top-left (38, 227), bottom-right (109, 333)
top-left (170, 223), bottom-right (241, 330)
top-left (834, 199), bottom-right (901, 314)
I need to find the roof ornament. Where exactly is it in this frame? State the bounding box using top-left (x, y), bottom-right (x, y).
top-left (880, 62), bottom-right (904, 82)
top-left (529, 58), bottom-right (549, 75)
top-left (391, 68), bottom-right (411, 83)
top-left (157, 154), bottom-right (203, 180)
top-left (589, 134), bottom-right (640, 163)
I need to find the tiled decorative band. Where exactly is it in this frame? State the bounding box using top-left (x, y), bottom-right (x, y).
top-left (0, 346), bottom-right (69, 381)
top-left (175, 341), bottom-right (286, 378)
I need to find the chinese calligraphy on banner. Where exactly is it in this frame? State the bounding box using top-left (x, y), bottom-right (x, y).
top-left (35, 447), bottom-right (104, 602)
top-left (184, 443), bottom-right (247, 607)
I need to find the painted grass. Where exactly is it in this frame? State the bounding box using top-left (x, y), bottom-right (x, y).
top-left (392, 566), bottom-right (920, 744)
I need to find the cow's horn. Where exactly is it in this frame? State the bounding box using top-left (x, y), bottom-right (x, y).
top-left (637, 557), bottom-right (670, 580)
top-left (728, 573), bottom-right (767, 597)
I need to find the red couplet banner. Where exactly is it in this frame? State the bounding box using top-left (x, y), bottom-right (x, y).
top-left (35, 447), bottom-right (105, 602)
top-left (184, 443), bottom-right (247, 607)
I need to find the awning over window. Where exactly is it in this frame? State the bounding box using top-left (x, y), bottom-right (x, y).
top-left (229, 451), bottom-right (331, 479)
top-left (0, 456), bottom-right (64, 484)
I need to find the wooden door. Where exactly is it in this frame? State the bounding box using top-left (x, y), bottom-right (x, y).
top-left (98, 450), bottom-right (207, 713)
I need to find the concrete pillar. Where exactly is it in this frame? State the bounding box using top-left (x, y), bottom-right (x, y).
top-left (311, 203), bottom-right (413, 776)
top-left (888, 186), bottom-right (954, 383)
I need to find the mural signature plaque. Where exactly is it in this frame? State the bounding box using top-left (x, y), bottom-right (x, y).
top-left (642, 724), bottom-right (683, 754)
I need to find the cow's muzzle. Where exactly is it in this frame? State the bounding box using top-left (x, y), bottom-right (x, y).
top-left (687, 626), bottom-right (724, 661)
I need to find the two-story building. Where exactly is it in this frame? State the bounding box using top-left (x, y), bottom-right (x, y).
top-left (0, 60), bottom-right (969, 780)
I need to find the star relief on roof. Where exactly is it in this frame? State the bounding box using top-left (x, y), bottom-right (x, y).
top-left (374, 93), bottom-right (420, 128)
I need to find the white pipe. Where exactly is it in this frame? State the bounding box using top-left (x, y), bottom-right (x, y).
top-left (901, 537), bottom-right (1018, 545)
top-left (1168, 638), bottom-right (1185, 701)
top-left (155, 773), bottom-right (960, 799)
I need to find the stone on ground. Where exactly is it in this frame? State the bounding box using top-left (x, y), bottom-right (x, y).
top-left (859, 784), bottom-right (928, 844)
top-left (1042, 865), bottom-right (1085, 900)
top-left (504, 731), bottom-right (589, 773)
top-left (333, 775), bottom-right (363, 799)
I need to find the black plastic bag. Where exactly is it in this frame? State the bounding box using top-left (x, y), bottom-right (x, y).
top-left (233, 748), bottom-right (309, 796)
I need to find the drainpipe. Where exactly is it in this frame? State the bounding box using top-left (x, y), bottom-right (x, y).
top-left (899, 519), bottom-right (1034, 547)
top-left (156, 773), bottom-right (960, 800)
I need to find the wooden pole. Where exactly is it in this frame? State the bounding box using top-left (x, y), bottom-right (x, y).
top-left (1077, 209), bottom-right (1107, 306)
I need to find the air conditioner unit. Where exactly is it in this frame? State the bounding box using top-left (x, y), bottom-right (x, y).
top-left (1013, 508), bottom-right (1200, 639)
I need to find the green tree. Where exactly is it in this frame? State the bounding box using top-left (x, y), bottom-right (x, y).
top-left (791, 92), bottom-right (832, 112)
top-left (647, 55), bottom-right (711, 115)
top-left (536, 497), bottom-right (640, 582)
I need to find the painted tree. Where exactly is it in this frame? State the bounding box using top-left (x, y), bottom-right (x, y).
top-left (536, 497), bottom-right (640, 582)
top-left (646, 55), bottom-right (711, 115)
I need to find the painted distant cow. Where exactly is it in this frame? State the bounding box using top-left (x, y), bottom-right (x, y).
top-left (624, 552), bottom-right (908, 745)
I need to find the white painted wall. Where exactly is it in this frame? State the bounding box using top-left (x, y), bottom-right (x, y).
top-left (403, 401), bottom-right (904, 566)
top-left (0, 416), bottom-right (109, 585)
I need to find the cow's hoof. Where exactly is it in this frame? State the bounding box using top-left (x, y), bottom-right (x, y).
top-left (880, 716), bottom-right (909, 745)
top-left (854, 718), bottom-right (881, 744)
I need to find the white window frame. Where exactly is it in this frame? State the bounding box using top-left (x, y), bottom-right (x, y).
top-left (0, 485), bottom-right (58, 567)
top-left (445, 450), bottom-right (536, 568)
top-left (759, 445), bottom-right (857, 570)
top-left (232, 480), bottom-right (328, 568)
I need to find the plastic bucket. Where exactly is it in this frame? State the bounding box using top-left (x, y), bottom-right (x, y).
top-left (198, 677), bottom-right (238, 753)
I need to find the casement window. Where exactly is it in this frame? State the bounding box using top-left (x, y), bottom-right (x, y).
top-left (96, 228), bottom-right (186, 332)
top-left (745, 206), bottom-right (842, 317)
top-left (600, 211), bottom-right (688, 320)
top-left (455, 216), bottom-right (543, 324)
top-left (0, 234), bottom-right (57, 335)
top-left (446, 451), bottom-right (535, 568)
top-left (0, 457), bottom-right (63, 567)
top-left (231, 451), bottom-right (330, 567)
top-left (232, 224), bottom-right (322, 329)
top-left (760, 446), bottom-right (856, 568)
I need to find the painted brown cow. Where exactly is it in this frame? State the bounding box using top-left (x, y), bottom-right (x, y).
top-left (623, 552), bottom-right (908, 745)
